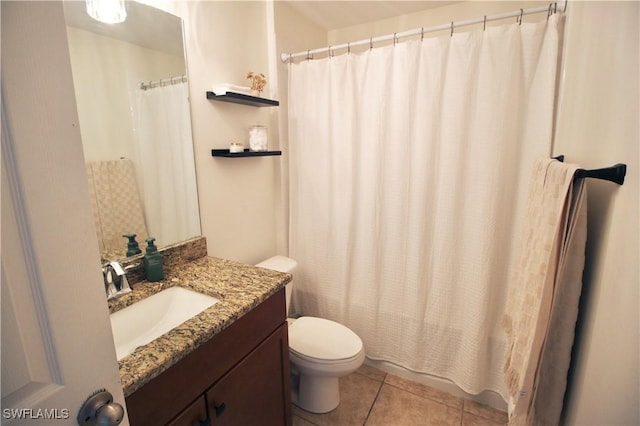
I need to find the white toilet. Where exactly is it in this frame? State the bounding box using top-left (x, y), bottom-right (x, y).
top-left (256, 256), bottom-right (365, 414)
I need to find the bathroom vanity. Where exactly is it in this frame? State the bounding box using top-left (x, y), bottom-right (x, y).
top-left (126, 289), bottom-right (290, 425)
top-left (110, 254), bottom-right (292, 425)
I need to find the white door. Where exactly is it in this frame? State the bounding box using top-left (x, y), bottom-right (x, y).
top-left (1, 1), bottom-right (127, 424)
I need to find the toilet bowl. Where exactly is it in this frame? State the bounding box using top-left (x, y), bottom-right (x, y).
top-left (256, 256), bottom-right (365, 414)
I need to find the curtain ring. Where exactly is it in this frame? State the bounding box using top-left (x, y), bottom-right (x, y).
top-left (393, 33), bottom-right (397, 46)
top-left (289, 53), bottom-right (293, 65)
top-left (554, 2), bottom-right (558, 13)
top-left (547, 3), bottom-right (553, 19)
top-left (328, 46), bottom-right (333, 58)
top-left (370, 37), bottom-right (373, 50)
top-left (483, 15), bottom-right (487, 31)
top-left (347, 42), bottom-right (351, 54)
top-left (421, 27), bottom-right (424, 41)
top-left (450, 21), bottom-right (454, 37)
top-left (563, 0), bottom-right (567, 12)
top-left (519, 8), bottom-right (524, 25)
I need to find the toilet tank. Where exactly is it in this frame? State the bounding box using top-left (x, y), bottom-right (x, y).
top-left (256, 256), bottom-right (297, 315)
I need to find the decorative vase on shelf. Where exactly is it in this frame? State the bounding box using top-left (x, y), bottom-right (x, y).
top-left (247, 71), bottom-right (266, 98)
top-left (249, 125), bottom-right (268, 151)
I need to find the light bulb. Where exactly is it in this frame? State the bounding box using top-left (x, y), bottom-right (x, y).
top-left (86, 0), bottom-right (127, 24)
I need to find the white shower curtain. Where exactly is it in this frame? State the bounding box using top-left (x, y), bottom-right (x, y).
top-left (288, 15), bottom-right (561, 397)
top-left (133, 82), bottom-right (200, 248)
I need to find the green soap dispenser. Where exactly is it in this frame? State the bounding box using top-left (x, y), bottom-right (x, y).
top-left (143, 237), bottom-right (164, 282)
top-left (123, 234), bottom-right (142, 257)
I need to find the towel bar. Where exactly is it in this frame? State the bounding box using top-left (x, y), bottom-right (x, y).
top-left (553, 155), bottom-right (626, 185)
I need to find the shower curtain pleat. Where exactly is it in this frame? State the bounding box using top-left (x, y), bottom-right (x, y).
top-left (133, 82), bottom-right (200, 248)
top-left (288, 15), bottom-right (561, 398)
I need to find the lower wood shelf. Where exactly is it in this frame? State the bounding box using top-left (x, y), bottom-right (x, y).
top-left (212, 149), bottom-right (282, 158)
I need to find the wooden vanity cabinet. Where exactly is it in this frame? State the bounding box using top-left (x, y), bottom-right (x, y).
top-left (206, 324), bottom-right (289, 425)
top-left (125, 289), bottom-right (292, 426)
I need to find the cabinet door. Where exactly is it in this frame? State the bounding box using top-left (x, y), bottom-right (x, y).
top-left (206, 323), bottom-right (292, 426)
top-left (167, 396), bottom-right (209, 426)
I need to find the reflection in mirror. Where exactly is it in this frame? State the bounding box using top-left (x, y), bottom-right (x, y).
top-left (63, 1), bottom-right (201, 263)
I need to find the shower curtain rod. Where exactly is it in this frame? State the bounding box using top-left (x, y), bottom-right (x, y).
top-left (139, 75), bottom-right (187, 91)
top-left (280, 0), bottom-right (567, 63)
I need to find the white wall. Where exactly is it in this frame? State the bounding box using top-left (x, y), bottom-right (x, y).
top-left (156, 1), bottom-right (280, 264)
top-left (147, 0), bottom-right (326, 264)
top-left (553, 2), bottom-right (639, 424)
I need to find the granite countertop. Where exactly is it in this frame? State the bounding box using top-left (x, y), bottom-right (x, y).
top-left (109, 256), bottom-right (291, 397)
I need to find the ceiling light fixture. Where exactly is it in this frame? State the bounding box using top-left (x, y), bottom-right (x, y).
top-left (86, 0), bottom-right (127, 24)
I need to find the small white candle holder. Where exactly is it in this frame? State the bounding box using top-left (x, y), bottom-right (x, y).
top-left (229, 142), bottom-right (244, 153)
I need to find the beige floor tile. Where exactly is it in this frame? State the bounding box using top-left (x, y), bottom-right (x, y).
top-left (290, 367), bottom-right (506, 426)
top-left (356, 364), bottom-right (387, 382)
top-left (463, 400), bottom-right (507, 424)
top-left (294, 372), bottom-right (383, 426)
top-left (461, 411), bottom-right (506, 426)
top-left (366, 384), bottom-right (462, 426)
top-left (384, 374), bottom-right (464, 410)
top-left (293, 414), bottom-right (319, 426)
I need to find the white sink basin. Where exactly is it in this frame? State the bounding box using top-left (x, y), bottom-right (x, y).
top-left (110, 286), bottom-right (219, 360)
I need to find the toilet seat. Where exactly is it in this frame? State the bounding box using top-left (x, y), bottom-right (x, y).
top-left (289, 316), bottom-right (363, 363)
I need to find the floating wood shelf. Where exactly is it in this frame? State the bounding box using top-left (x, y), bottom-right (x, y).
top-left (211, 149), bottom-right (282, 158)
top-left (206, 91), bottom-right (279, 107)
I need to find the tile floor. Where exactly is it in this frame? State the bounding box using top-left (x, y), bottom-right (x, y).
top-left (292, 365), bottom-right (508, 426)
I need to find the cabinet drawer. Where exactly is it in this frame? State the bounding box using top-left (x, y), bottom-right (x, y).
top-left (126, 289), bottom-right (287, 425)
top-left (206, 323), bottom-right (291, 426)
top-left (167, 396), bottom-right (207, 426)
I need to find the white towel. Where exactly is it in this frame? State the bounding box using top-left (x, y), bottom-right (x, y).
top-left (503, 157), bottom-right (587, 425)
top-left (211, 83), bottom-right (250, 96)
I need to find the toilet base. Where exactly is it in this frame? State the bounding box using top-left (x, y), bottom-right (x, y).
top-left (287, 316), bottom-right (365, 414)
top-left (296, 374), bottom-right (340, 414)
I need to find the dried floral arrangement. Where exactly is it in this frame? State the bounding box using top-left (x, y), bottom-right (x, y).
top-left (247, 71), bottom-right (267, 95)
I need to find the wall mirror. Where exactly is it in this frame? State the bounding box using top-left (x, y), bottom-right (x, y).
top-left (63, 0), bottom-right (201, 264)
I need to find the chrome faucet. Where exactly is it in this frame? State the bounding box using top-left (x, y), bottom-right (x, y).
top-left (103, 261), bottom-right (133, 299)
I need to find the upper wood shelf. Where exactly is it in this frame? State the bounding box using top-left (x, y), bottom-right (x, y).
top-left (206, 91), bottom-right (279, 107)
top-left (211, 149), bottom-right (282, 158)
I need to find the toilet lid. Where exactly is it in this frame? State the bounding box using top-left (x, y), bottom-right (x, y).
top-left (289, 316), bottom-right (363, 361)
